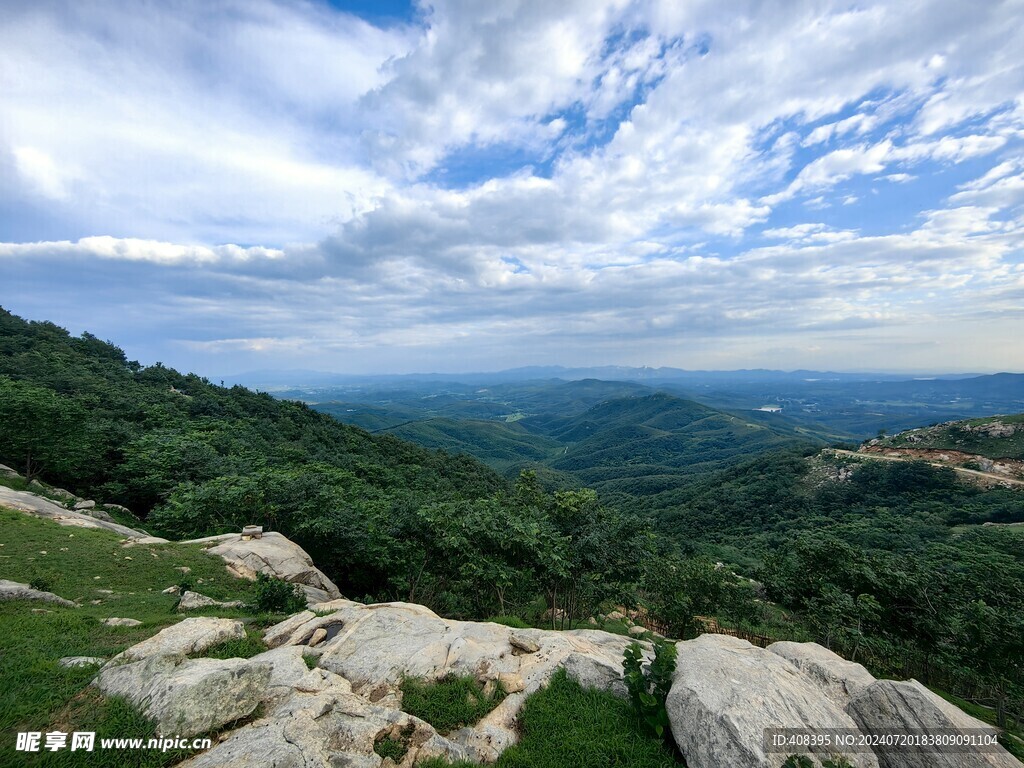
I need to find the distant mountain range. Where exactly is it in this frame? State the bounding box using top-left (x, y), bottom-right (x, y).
top-left (219, 365), bottom-right (996, 390)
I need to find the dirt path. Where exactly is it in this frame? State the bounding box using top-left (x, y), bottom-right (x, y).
top-left (830, 449), bottom-right (1024, 487)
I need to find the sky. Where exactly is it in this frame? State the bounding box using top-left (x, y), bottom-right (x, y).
top-left (1, 0), bottom-right (1023, 376)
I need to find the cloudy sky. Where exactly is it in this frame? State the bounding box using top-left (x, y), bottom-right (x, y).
top-left (2, 0), bottom-right (1023, 375)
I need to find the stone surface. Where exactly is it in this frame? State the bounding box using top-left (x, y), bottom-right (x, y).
top-left (628, 625), bottom-right (648, 636)
top-left (667, 634), bottom-right (878, 768)
top-left (0, 579), bottom-right (78, 608)
top-left (767, 640), bottom-right (877, 708)
top-left (109, 617), bottom-right (245, 663)
top-left (73, 500), bottom-right (96, 510)
top-left (180, 531), bottom-right (342, 605)
top-left (176, 590), bottom-right (244, 611)
top-left (95, 653), bottom-right (271, 737)
top-left (0, 485), bottom-right (160, 539)
top-left (59, 656), bottom-right (106, 668)
top-left (848, 679), bottom-right (1018, 768)
top-left (102, 617), bottom-right (142, 627)
top-left (0, 462), bottom-right (19, 478)
top-left (261, 600), bottom-right (638, 763)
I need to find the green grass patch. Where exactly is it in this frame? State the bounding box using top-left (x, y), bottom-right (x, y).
top-left (930, 688), bottom-right (1024, 763)
top-left (0, 506), bottom-right (264, 765)
top-left (400, 675), bottom-right (505, 734)
top-left (420, 669), bottom-right (682, 768)
top-left (199, 628), bottom-right (267, 660)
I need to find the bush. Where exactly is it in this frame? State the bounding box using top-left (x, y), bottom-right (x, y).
top-left (251, 573), bottom-right (307, 614)
top-left (486, 615), bottom-right (530, 628)
top-left (400, 675), bottom-right (505, 734)
top-left (623, 638), bottom-right (677, 740)
top-left (28, 575), bottom-right (52, 592)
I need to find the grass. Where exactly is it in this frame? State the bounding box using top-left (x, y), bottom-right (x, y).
top-left (0, 506), bottom-right (268, 766)
top-left (400, 675), bottom-right (506, 734)
top-left (419, 669), bottom-right (682, 768)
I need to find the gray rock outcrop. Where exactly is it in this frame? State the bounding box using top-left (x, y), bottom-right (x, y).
top-left (176, 590), bottom-right (245, 611)
top-left (667, 634), bottom-right (879, 768)
top-left (0, 579), bottom-right (78, 608)
top-left (848, 679), bottom-right (1018, 768)
top-left (767, 641), bottom-right (877, 708)
top-left (0, 485), bottom-right (163, 540)
top-left (95, 653), bottom-right (271, 737)
top-left (180, 531), bottom-right (342, 605)
top-left (108, 617), bottom-right (245, 663)
top-left (262, 599), bottom-right (641, 762)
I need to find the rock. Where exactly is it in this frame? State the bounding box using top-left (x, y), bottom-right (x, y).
top-left (241, 525), bottom-right (263, 539)
top-left (180, 531), bottom-right (342, 605)
top-left (261, 601), bottom-right (638, 763)
top-left (667, 634), bottom-right (878, 768)
top-left (86, 508), bottom-right (117, 523)
top-left (767, 641), bottom-right (877, 708)
top-left (628, 625), bottom-right (647, 637)
top-left (102, 503), bottom-right (133, 515)
top-left (0, 462), bottom-right (20, 478)
top-left (0, 579), bottom-right (78, 608)
top-left (109, 617), bottom-right (245, 663)
top-left (162, 585), bottom-right (180, 594)
top-left (0, 485), bottom-right (156, 538)
top-left (102, 617), bottom-right (142, 627)
top-left (848, 679), bottom-right (1018, 768)
top-left (59, 656), bottom-right (106, 668)
top-left (307, 627), bottom-right (327, 647)
top-left (95, 653), bottom-right (271, 738)
top-left (509, 634), bottom-right (540, 654)
top-left (49, 487), bottom-right (78, 501)
top-left (177, 673), bottom-right (470, 768)
top-left (176, 590), bottom-right (244, 611)
top-left (73, 500), bottom-right (96, 510)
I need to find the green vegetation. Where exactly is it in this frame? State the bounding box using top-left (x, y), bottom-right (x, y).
top-left (623, 639), bottom-right (677, 740)
top-left (877, 413), bottom-right (1024, 460)
top-left (250, 573), bottom-right (306, 614)
top-left (399, 675), bottom-right (505, 734)
top-left (0, 507), bottom-right (261, 766)
top-left (496, 669), bottom-right (679, 767)
top-left (419, 669), bottom-right (682, 768)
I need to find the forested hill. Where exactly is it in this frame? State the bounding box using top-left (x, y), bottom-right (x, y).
top-left (0, 308), bottom-right (662, 624)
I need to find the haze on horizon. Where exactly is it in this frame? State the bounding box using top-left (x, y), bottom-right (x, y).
top-left (2, 0), bottom-right (1023, 378)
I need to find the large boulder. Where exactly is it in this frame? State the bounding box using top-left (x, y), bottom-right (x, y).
top-left (848, 679), bottom-right (1019, 768)
top-left (767, 641), bottom-right (877, 708)
top-left (261, 600), bottom-right (640, 762)
top-left (108, 617), bottom-right (245, 663)
top-left (180, 531), bottom-right (342, 605)
top-left (0, 579), bottom-right (77, 608)
top-left (95, 653), bottom-right (271, 737)
top-left (667, 634), bottom-right (878, 768)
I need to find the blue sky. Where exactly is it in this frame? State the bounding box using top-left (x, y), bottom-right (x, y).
top-left (1, 0), bottom-right (1022, 375)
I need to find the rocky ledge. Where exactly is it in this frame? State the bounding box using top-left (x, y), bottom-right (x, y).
top-left (88, 604), bottom-right (1018, 768)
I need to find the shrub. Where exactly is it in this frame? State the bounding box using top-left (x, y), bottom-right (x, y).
top-left (251, 573), bottom-right (307, 614)
top-left (400, 675), bottom-right (505, 734)
top-left (486, 615), bottom-right (530, 628)
top-left (623, 638), bottom-right (677, 740)
top-left (29, 575), bottom-right (52, 592)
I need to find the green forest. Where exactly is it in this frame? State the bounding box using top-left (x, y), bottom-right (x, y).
top-left (1, 307), bottom-right (1022, 730)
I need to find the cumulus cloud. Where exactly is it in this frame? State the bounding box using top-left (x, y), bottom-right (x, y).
top-left (1, 0), bottom-right (1023, 373)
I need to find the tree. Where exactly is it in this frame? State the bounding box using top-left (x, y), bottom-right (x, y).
top-left (0, 377), bottom-right (90, 482)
